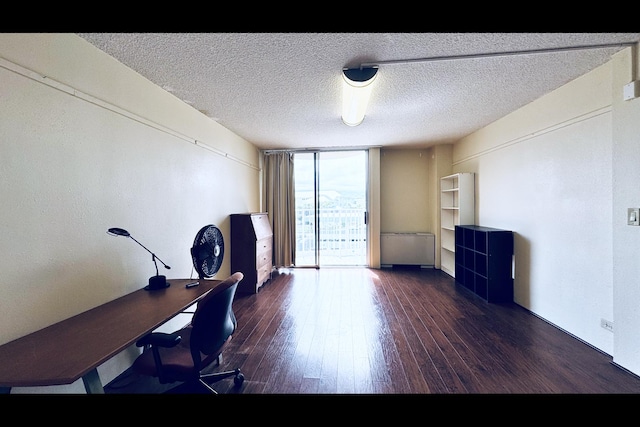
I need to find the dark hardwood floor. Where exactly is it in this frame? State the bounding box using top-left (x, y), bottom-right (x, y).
top-left (106, 267), bottom-right (640, 395)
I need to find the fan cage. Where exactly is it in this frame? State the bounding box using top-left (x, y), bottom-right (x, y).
top-left (191, 225), bottom-right (224, 279)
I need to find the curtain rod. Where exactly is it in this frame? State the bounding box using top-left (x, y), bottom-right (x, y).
top-left (263, 146), bottom-right (381, 155)
top-left (359, 42), bottom-right (638, 68)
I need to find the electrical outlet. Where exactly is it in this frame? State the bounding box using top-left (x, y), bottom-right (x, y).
top-left (601, 318), bottom-right (614, 332)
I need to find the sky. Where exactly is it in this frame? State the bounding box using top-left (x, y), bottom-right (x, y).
top-left (294, 150), bottom-right (367, 194)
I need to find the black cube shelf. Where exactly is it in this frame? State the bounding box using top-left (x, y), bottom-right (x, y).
top-left (454, 225), bottom-right (514, 303)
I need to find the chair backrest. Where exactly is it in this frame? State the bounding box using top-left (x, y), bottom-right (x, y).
top-left (190, 272), bottom-right (243, 358)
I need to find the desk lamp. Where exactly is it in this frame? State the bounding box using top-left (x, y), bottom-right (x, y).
top-left (107, 227), bottom-right (171, 290)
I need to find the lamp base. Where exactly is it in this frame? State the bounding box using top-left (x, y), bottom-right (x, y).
top-left (145, 275), bottom-right (170, 291)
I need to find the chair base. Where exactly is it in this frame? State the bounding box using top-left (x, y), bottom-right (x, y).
top-left (198, 368), bottom-right (244, 394)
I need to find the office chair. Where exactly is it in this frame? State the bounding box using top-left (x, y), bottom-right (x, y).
top-left (132, 272), bottom-right (245, 393)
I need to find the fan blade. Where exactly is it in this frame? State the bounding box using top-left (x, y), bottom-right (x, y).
top-left (191, 242), bottom-right (212, 260)
top-left (203, 256), bottom-right (215, 275)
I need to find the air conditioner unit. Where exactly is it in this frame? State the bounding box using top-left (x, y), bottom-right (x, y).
top-left (380, 233), bottom-right (435, 268)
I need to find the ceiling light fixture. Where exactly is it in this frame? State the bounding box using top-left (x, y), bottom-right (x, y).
top-left (341, 67), bottom-right (378, 126)
top-left (338, 42), bottom-right (637, 127)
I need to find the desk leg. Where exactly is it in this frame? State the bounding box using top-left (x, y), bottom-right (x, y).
top-left (82, 368), bottom-right (104, 394)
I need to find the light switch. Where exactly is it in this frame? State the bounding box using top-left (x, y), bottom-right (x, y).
top-left (628, 208), bottom-right (640, 225)
top-left (623, 81), bottom-right (639, 101)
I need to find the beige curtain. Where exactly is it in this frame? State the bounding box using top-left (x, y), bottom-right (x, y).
top-left (262, 151), bottom-right (296, 268)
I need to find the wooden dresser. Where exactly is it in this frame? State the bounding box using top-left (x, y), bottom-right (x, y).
top-left (230, 213), bottom-right (273, 294)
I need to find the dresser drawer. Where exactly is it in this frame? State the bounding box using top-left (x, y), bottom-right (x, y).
top-left (257, 263), bottom-right (272, 287)
top-left (256, 237), bottom-right (272, 258)
top-left (256, 247), bottom-right (272, 269)
top-left (256, 237), bottom-right (273, 265)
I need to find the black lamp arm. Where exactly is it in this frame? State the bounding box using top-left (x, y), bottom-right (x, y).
top-left (128, 235), bottom-right (171, 270)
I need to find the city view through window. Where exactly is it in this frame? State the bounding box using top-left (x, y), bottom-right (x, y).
top-left (294, 151), bottom-right (368, 267)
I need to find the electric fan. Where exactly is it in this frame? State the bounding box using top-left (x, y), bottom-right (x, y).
top-left (190, 224), bottom-right (225, 279)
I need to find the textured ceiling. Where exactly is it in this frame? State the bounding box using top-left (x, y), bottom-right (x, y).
top-left (76, 33), bottom-right (640, 151)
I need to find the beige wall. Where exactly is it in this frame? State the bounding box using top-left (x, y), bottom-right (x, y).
top-left (0, 34), bottom-right (261, 392)
top-left (375, 146), bottom-right (452, 269)
top-left (3, 33), bottom-right (640, 391)
top-left (380, 149), bottom-right (431, 233)
top-left (367, 148), bottom-right (381, 268)
top-left (452, 46), bottom-right (640, 377)
top-left (428, 144), bottom-right (453, 269)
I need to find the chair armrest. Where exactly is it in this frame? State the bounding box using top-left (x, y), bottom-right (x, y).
top-left (136, 332), bottom-right (181, 348)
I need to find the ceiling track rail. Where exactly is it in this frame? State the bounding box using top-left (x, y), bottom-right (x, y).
top-left (360, 42), bottom-right (639, 68)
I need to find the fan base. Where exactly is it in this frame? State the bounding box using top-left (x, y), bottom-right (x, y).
top-left (145, 275), bottom-right (170, 291)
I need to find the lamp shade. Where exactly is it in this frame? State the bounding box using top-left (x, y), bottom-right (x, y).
top-left (341, 67), bottom-right (378, 126)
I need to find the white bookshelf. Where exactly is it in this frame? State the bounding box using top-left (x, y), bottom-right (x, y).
top-left (440, 173), bottom-right (475, 277)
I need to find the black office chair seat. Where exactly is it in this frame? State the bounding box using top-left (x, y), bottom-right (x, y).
top-left (132, 272), bottom-right (245, 393)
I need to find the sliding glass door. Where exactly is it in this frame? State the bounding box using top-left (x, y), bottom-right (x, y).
top-left (294, 150), bottom-right (368, 267)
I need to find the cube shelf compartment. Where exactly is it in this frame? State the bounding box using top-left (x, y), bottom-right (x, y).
top-left (454, 225), bottom-right (514, 303)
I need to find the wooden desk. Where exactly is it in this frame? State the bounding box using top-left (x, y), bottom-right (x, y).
top-left (0, 278), bottom-right (220, 394)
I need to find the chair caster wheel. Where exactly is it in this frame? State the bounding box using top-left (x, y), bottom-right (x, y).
top-left (234, 373), bottom-right (245, 387)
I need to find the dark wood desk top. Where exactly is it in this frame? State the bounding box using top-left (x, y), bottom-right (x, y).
top-left (0, 278), bottom-right (220, 388)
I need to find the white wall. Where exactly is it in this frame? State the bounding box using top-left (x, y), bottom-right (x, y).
top-left (452, 47), bottom-right (640, 375)
top-left (611, 48), bottom-right (640, 374)
top-left (0, 34), bottom-right (261, 392)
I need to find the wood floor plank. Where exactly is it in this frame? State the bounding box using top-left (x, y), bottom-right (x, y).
top-left (373, 271), bottom-right (435, 393)
top-left (105, 266), bottom-right (640, 395)
top-left (400, 274), bottom-right (486, 392)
